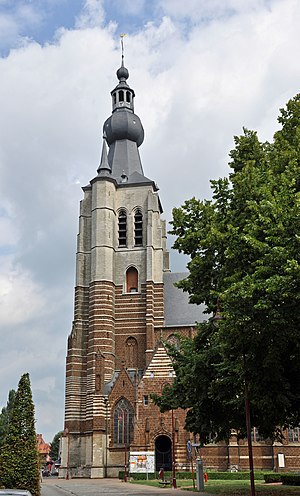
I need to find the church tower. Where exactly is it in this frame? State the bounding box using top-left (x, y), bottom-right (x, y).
top-left (61, 55), bottom-right (172, 478)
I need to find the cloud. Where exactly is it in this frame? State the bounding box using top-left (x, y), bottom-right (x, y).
top-left (1, 0), bottom-right (300, 442)
top-left (76, 0), bottom-right (105, 28)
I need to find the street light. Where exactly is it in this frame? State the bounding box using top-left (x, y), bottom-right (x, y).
top-left (124, 409), bottom-right (128, 482)
top-left (171, 409), bottom-right (177, 489)
top-left (104, 398), bottom-right (108, 478)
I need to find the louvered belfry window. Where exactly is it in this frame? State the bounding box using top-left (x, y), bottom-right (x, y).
top-left (134, 209), bottom-right (143, 246)
top-left (118, 210), bottom-right (127, 246)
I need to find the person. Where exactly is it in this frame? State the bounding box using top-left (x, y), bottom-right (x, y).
top-left (159, 467), bottom-right (164, 480)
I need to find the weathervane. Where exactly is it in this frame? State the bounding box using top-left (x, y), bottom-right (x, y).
top-left (120, 33), bottom-right (127, 65)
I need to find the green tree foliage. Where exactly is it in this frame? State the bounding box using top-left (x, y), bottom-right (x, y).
top-left (50, 431), bottom-right (62, 460)
top-left (154, 94), bottom-right (300, 444)
top-left (0, 390), bottom-right (16, 448)
top-left (0, 374), bottom-right (40, 496)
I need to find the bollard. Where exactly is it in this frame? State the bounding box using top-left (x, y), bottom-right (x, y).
top-left (196, 458), bottom-right (204, 491)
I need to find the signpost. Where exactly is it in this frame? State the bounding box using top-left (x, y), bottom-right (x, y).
top-left (187, 441), bottom-right (195, 488)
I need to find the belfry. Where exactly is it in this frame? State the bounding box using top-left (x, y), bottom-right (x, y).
top-left (60, 52), bottom-right (202, 478)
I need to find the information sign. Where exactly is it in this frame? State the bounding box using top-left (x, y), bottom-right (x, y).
top-left (129, 451), bottom-right (155, 473)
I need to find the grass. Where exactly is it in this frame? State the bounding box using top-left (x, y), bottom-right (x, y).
top-left (130, 478), bottom-right (300, 495)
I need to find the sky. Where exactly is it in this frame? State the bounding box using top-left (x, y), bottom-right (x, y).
top-left (0, 0), bottom-right (300, 444)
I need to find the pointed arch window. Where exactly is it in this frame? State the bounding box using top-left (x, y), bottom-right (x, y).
top-left (118, 210), bottom-right (127, 247)
top-left (134, 209), bottom-right (143, 246)
top-left (126, 266), bottom-right (138, 293)
top-left (113, 398), bottom-right (134, 445)
top-left (119, 90), bottom-right (124, 102)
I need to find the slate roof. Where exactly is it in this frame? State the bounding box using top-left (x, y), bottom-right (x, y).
top-left (163, 272), bottom-right (207, 327)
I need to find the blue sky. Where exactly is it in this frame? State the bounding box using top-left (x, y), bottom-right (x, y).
top-left (1, 0), bottom-right (300, 444)
top-left (0, 0), bottom-right (163, 55)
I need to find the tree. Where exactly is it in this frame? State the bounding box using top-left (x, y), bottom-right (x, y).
top-left (0, 389), bottom-right (16, 448)
top-left (154, 94), bottom-right (300, 443)
top-left (50, 431), bottom-right (63, 460)
top-left (0, 374), bottom-right (40, 496)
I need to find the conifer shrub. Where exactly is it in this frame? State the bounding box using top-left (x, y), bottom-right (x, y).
top-left (0, 374), bottom-right (40, 496)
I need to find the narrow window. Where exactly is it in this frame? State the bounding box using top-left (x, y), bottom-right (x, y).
top-left (126, 91), bottom-right (131, 103)
top-left (118, 210), bottom-right (127, 246)
top-left (113, 398), bottom-right (133, 445)
top-left (119, 90), bottom-right (124, 102)
top-left (143, 395), bottom-right (149, 406)
top-left (126, 267), bottom-right (138, 293)
top-left (134, 209), bottom-right (143, 246)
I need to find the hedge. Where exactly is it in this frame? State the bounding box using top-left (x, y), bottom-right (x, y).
top-left (264, 473), bottom-right (282, 483)
top-left (119, 470), bottom-right (265, 480)
top-left (206, 471), bottom-right (265, 480)
top-left (281, 474), bottom-right (300, 486)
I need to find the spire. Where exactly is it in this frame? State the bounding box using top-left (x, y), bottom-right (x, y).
top-left (97, 138), bottom-right (111, 175)
top-left (97, 37), bottom-right (154, 187)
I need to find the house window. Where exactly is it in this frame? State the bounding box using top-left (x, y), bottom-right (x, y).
top-left (118, 210), bottom-right (127, 246)
top-left (143, 395), bottom-right (149, 406)
top-left (251, 427), bottom-right (264, 442)
top-left (113, 398), bottom-right (134, 445)
top-left (288, 428), bottom-right (300, 443)
top-left (126, 266), bottom-right (138, 293)
top-left (134, 209), bottom-right (143, 246)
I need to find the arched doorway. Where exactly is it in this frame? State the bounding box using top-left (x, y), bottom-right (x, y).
top-left (155, 435), bottom-right (172, 471)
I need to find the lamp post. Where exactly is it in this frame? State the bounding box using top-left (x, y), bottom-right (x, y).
top-left (124, 409), bottom-right (128, 482)
top-left (171, 409), bottom-right (177, 489)
top-left (104, 398), bottom-right (108, 478)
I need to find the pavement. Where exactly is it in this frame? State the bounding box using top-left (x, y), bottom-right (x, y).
top-left (41, 477), bottom-right (212, 496)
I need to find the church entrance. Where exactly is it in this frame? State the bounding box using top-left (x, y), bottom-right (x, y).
top-left (155, 435), bottom-right (172, 471)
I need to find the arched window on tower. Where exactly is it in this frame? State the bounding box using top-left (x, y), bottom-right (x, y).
top-left (134, 209), bottom-right (143, 246)
top-left (118, 210), bottom-right (127, 247)
top-left (126, 267), bottom-right (138, 293)
top-left (113, 398), bottom-right (134, 445)
top-left (126, 91), bottom-right (131, 103)
top-left (119, 90), bottom-right (124, 102)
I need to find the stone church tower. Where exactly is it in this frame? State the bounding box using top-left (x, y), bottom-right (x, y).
top-left (60, 56), bottom-right (203, 479)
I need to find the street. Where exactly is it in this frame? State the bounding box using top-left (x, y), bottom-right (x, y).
top-left (41, 477), bottom-right (209, 496)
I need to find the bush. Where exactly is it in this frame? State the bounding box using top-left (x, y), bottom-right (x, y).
top-left (264, 473), bottom-right (282, 483)
top-left (281, 474), bottom-right (300, 486)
